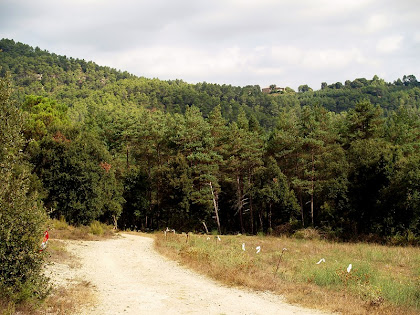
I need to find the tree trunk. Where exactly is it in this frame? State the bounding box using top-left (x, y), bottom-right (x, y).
top-left (296, 151), bottom-right (304, 227)
top-left (209, 182), bottom-right (221, 235)
top-left (112, 215), bottom-right (118, 230)
top-left (237, 175), bottom-right (245, 234)
top-left (249, 174), bottom-right (254, 234)
top-left (202, 221), bottom-right (210, 234)
top-left (299, 189), bottom-right (304, 227)
top-left (311, 149), bottom-right (315, 226)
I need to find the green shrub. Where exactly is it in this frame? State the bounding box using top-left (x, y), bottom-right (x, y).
top-left (256, 231), bottom-right (265, 237)
top-left (89, 221), bottom-right (104, 236)
top-left (0, 75), bottom-right (49, 304)
top-left (389, 230), bottom-right (420, 246)
top-left (51, 217), bottom-right (69, 230)
top-left (293, 228), bottom-right (322, 240)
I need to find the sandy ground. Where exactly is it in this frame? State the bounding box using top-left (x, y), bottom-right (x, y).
top-left (46, 233), bottom-right (330, 315)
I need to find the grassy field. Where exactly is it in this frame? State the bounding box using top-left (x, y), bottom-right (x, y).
top-left (154, 231), bottom-right (420, 315)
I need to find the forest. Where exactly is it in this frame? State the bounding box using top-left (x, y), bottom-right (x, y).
top-left (1, 38), bottom-right (419, 242)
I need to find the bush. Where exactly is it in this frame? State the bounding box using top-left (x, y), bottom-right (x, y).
top-left (89, 221), bottom-right (104, 236)
top-left (52, 216), bottom-right (69, 230)
top-left (0, 74), bottom-right (49, 303)
top-left (293, 228), bottom-right (322, 240)
top-left (273, 223), bottom-right (293, 236)
top-left (389, 230), bottom-right (420, 246)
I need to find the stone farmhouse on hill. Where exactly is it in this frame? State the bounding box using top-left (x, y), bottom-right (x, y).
top-left (262, 85), bottom-right (285, 94)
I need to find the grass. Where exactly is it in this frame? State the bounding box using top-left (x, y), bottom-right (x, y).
top-left (48, 218), bottom-right (115, 240)
top-left (1, 281), bottom-right (96, 315)
top-left (41, 280), bottom-right (96, 315)
top-left (154, 231), bottom-right (420, 315)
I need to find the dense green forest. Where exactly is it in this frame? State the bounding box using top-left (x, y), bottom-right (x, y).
top-left (1, 38), bottom-right (419, 242)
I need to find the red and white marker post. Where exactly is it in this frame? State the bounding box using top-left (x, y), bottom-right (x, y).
top-left (39, 230), bottom-right (49, 252)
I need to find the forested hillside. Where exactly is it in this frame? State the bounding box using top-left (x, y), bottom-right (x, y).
top-left (1, 38), bottom-right (419, 242)
top-left (2, 38), bottom-right (420, 128)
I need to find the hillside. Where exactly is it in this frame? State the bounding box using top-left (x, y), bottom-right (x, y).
top-left (1, 38), bottom-right (419, 129)
top-left (0, 38), bottom-right (419, 243)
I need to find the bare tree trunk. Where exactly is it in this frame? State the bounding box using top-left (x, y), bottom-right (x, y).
top-left (209, 182), bottom-right (221, 235)
top-left (112, 215), bottom-right (118, 230)
top-left (248, 174), bottom-right (254, 234)
top-left (296, 151), bottom-right (304, 227)
top-left (259, 211), bottom-right (263, 232)
top-left (202, 221), bottom-right (209, 234)
top-left (250, 195), bottom-right (254, 234)
top-left (237, 175), bottom-right (245, 234)
top-left (311, 149), bottom-right (315, 226)
top-left (299, 188), bottom-right (304, 227)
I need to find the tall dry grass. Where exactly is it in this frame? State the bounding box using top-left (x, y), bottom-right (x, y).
top-left (155, 232), bottom-right (420, 315)
top-left (48, 218), bottom-right (115, 240)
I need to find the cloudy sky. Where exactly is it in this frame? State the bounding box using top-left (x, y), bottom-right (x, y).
top-left (1, 0), bottom-right (419, 90)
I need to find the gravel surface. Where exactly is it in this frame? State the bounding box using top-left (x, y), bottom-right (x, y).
top-left (47, 233), bottom-right (330, 315)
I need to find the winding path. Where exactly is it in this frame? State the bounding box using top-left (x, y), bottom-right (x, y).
top-left (50, 233), bottom-right (329, 315)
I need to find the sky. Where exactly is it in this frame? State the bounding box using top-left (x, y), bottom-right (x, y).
top-left (1, 0), bottom-right (419, 90)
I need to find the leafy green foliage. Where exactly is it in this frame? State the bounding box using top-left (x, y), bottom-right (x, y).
top-left (0, 75), bottom-right (49, 302)
top-left (32, 130), bottom-right (123, 225)
top-left (1, 39), bottom-right (419, 243)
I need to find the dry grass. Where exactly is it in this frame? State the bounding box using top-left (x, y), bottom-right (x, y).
top-left (46, 239), bottom-right (81, 268)
top-left (41, 280), bottom-right (96, 314)
top-left (48, 218), bottom-right (115, 241)
top-left (1, 280), bottom-right (96, 315)
top-left (154, 232), bottom-right (420, 315)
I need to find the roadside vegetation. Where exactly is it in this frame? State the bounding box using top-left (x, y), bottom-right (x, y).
top-left (0, 218), bottom-right (114, 315)
top-left (48, 218), bottom-right (115, 241)
top-left (37, 219), bottom-right (114, 315)
top-left (155, 230), bottom-right (420, 315)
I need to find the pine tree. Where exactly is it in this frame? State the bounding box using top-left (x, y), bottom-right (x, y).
top-left (224, 112), bottom-right (264, 233)
top-left (166, 106), bottom-right (221, 230)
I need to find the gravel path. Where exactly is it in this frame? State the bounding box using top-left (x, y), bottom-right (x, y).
top-left (48, 233), bottom-right (329, 315)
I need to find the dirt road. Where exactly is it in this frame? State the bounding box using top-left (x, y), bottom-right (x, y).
top-left (48, 233), bottom-right (329, 315)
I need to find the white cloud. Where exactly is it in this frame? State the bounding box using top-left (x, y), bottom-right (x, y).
top-left (271, 46), bottom-right (303, 65)
top-left (1, 0), bottom-right (419, 89)
top-left (376, 35), bottom-right (403, 53)
top-left (96, 46), bottom-right (255, 82)
top-left (270, 46), bottom-right (367, 70)
top-left (298, 0), bottom-right (373, 19)
top-left (366, 14), bottom-right (388, 33)
top-left (301, 48), bottom-right (367, 70)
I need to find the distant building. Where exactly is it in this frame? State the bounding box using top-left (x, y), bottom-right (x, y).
top-left (262, 85), bottom-right (285, 94)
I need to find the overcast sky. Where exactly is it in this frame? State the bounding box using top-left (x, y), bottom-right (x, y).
top-left (1, 0), bottom-right (419, 90)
